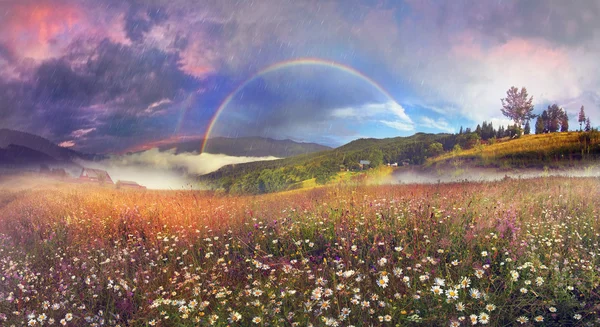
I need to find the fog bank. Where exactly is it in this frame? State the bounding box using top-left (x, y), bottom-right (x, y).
top-left (385, 166), bottom-right (600, 185)
top-left (78, 149), bottom-right (279, 190)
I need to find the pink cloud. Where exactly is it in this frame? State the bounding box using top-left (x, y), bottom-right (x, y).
top-left (451, 33), bottom-right (570, 71)
top-left (180, 38), bottom-right (218, 77)
top-left (0, 2), bottom-right (129, 61)
top-left (490, 38), bottom-right (568, 69)
top-left (1, 2), bottom-right (82, 60)
top-left (58, 140), bottom-right (76, 148)
top-left (71, 128), bottom-right (96, 138)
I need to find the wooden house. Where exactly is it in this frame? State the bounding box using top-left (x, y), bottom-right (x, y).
top-left (79, 168), bottom-right (114, 184)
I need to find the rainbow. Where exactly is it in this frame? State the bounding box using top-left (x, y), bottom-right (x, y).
top-left (174, 90), bottom-right (201, 135)
top-left (200, 57), bottom-right (396, 153)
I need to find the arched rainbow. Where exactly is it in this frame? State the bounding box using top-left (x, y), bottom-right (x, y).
top-left (201, 57), bottom-right (396, 153)
top-left (174, 90), bottom-right (201, 135)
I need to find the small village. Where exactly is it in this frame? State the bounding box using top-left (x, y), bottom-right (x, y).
top-left (39, 165), bottom-right (146, 189)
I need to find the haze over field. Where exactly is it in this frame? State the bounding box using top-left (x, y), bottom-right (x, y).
top-left (386, 165), bottom-right (600, 185)
top-left (81, 150), bottom-right (280, 189)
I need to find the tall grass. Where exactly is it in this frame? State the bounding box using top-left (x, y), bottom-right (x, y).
top-left (0, 178), bottom-right (599, 326)
top-left (430, 132), bottom-right (600, 168)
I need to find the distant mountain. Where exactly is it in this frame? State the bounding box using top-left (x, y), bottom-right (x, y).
top-left (0, 129), bottom-right (99, 169)
top-left (151, 136), bottom-right (331, 157)
top-left (203, 137), bottom-right (331, 157)
top-left (0, 129), bottom-right (95, 161)
top-left (0, 144), bottom-right (59, 166)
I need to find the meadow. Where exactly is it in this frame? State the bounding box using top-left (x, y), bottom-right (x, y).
top-left (429, 131), bottom-right (600, 168)
top-left (0, 177), bottom-right (599, 326)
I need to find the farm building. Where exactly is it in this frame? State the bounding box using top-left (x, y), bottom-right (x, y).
top-left (79, 168), bottom-right (114, 184)
top-left (116, 180), bottom-right (146, 189)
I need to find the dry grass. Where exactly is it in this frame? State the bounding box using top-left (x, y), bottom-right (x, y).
top-left (0, 176), bottom-right (599, 326)
top-left (430, 132), bottom-right (600, 167)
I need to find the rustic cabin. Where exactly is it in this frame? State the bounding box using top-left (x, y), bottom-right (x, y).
top-left (116, 180), bottom-right (146, 189)
top-left (79, 168), bottom-right (114, 184)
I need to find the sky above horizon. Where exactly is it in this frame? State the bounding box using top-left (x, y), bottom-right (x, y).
top-left (1, 0), bottom-right (600, 153)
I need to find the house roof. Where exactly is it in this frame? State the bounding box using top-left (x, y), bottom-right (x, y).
top-left (359, 160), bottom-right (371, 165)
top-left (81, 168), bottom-right (112, 180)
top-left (117, 180), bottom-right (141, 186)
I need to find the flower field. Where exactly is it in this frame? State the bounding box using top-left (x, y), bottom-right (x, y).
top-left (0, 177), bottom-right (599, 326)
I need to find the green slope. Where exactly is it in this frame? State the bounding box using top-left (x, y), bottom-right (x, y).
top-left (428, 131), bottom-right (600, 168)
top-left (199, 133), bottom-right (455, 193)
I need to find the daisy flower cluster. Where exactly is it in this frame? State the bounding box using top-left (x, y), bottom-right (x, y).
top-left (0, 177), bottom-right (599, 326)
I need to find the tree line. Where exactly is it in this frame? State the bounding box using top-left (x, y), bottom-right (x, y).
top-left (500, 86), bottom-right (593, 134)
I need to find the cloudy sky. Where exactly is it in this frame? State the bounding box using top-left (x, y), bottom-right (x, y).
top-left (1, 0), bottom-right (599, 153)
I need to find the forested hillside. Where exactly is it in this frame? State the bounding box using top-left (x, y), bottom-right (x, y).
top-left (200, 133), bottom-right (465, 193)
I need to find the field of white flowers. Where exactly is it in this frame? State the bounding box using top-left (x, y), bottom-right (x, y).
top-left (0, 177), bottom-right (599, 326)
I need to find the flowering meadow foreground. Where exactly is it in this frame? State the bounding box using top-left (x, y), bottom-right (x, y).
top-left (0, 177), bottom-right (599, 326)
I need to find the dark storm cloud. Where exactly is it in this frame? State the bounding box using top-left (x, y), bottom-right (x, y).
top-left (76, 39), bottom-right (198, 109)
top-left (124, 3), bottom-right (168, 42)
top-left (97, 109), bottom-right (176, 138)
top-left (33, 59), bottom-right (96, 104)
top-left (173, 33), bottom-right (189, 50)
top-left (0, 79), bottom-right (34, 120)
top-left (33, 38), bottom-right (198, 110)
top-left (2, 36), bottom-right (200, 148)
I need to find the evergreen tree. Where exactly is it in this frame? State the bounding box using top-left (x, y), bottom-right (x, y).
top-left (497, 125), bottom-right (505, 138)
top-left (524, 120), bottom-right (531, 135)
top-left (541, 110), bottom-right (550, 132)
top-left (459, 126), bottom-right (463, 134)
top-left (487, 122), bottom-right (495, 140)
top-left (480, 121), bottom-right (487, 139)
top-left (578, 106), bottom-right (586, 131)
top-left (560, 112), bottom-right (569, 132)
top-left (585, 118), bottom-right (592, 132)
top-left (547, 104), bottom-right (561, 132)
top-left (535, 116), bottom-right (544, 134)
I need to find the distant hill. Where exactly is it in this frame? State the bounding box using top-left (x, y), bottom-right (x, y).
top-left (151, 136), bottom-right (331, 157)
top-left (0, 129), bottom-right (99, 170)
top-left (200, 131), bottom-right (600, 194)
top-left (0, 129), bottom-right (97, 162)
top-left (203, 137), bottom-right (331, 157)
top-left (200, 133), bottom-right (455, 193)
top-left (0, 144), bottom-right (59, 166)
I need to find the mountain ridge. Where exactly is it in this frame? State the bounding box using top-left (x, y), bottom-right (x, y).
top-left (135, 136), bottom-right (332, 157)
top-left (0, 129), bottom-right (94, 162)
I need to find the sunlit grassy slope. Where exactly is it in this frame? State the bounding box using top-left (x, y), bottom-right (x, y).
top-left (287, 166), bottom-right (395, 192)
top-left (429, 131), bottom-right (600, 168)
top-left (1, 177), bottom-right (600, 326)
